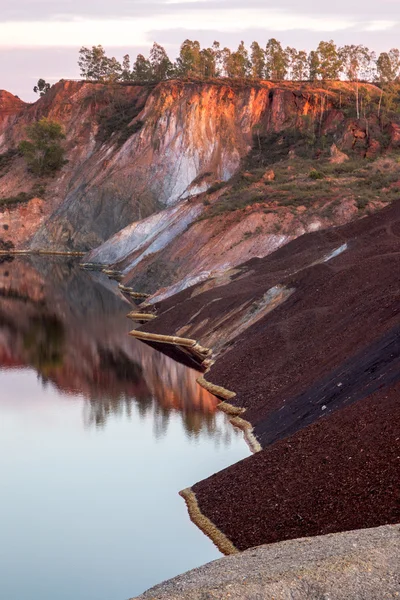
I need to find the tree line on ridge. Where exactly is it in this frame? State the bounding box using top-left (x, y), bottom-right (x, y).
top-left (75, 40), bottom-right (400, 85)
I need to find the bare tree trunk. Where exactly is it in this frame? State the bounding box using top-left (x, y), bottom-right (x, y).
top-left (378, 89), bottom-right (383, 120)
top-left (319, 94), bottom-right (325, 135)
top-left (355, 80), bottom-right (360, 120)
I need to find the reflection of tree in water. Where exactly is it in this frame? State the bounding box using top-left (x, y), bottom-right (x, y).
top-left (83, 348), bottom-right (240, 446)
top-left (0, 257), bottom-right (240, 445)
top-left (82, 349), bottom-right (152, 427)
top-left (23, 315), bottom-right (65, 375)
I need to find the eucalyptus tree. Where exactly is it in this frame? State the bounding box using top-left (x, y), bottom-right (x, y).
top-left (376, 49), bottom-right (400, 83)
top-left (131, 54), bottom-right (152, 82)
top-left (340, 45), bottom-right (375, 81)
top-left (149, 43), bottom-right (174, 81)
top-left (176, 40), bottom-right (202, 77)
top-left (314, 40), bottom-right (343, 80)
top-left (250, 41), bottom-right (266, 79)
top-left (308, 50), bottom-right (320, 81)
top-left (78, 45), bottom-right (114, 81)
top-left (223, 42), bottom-right (250, 78)
top-left (265, 38), bottom-right (288, 80)
top-left (121, 55), bottom-right (132, 81)
top-left (199, 46), bottom-right (218, 78)
top-left (286, 48), bottom-right (309, 80)
top-left (340, 44), bottom-right (375, 117)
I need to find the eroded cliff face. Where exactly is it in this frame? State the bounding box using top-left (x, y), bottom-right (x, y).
top-left (1, 79), bottom-right (379, 252)
top-left (86, 84), bottom-right (399, 303)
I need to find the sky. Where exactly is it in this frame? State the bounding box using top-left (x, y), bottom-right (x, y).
top-left (1, 0), bottom-right (400, 101)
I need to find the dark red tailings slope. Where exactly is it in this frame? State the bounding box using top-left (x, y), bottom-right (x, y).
top-left (143, 199), bottom-right (400, 549)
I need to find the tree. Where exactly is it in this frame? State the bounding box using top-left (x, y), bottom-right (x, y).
top-left (339, 45), bottom-right (375, 117)
top-left (376, 49), bottom-right (400, 83)
top-left (314, 40), bottom-right (343, 80)
top-left (224, 42), bottom-right (250, 78)
top-left (149, 43), bottom-right (174, 81)
top-left (308, 50), bottom-right (320, 81)
top-left (176, 40), bottom-right (202, 77)
top-left (286, 48), bottom-right (309, 81)
top-left (78, 45), bottom-right (110, 80)
top-left (33, 79), bottom-right (51, 97)
top-left (19, 118), bottom-right (66, 176)
top-left (250, 41), bottom-right (265, 79)
top-left (199, 47), bottom-right (217, 78)
top-left (106, 56), bottom-right (123, 82)
top-left (121, 55), bottom-right (132, 81)
top-left (132, 54), bottom-right (152, 82)
top-left (211, 41), bottom-right (223, 77)
top-left (265, 38), bottom-right (288, 80)
top-left (340, 45), bottom-right (374, 81)
top-left (285, 47), bottom-right (297, 80)
top-left (221, 47), bottom-right (232, 77)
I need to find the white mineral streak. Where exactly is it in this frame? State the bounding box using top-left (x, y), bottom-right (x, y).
top-left (86, 201), bottom-right (202, 267)
top-left (323, 243), bottom-right (348, 262)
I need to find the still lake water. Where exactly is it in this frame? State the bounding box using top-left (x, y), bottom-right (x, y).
top-left (0, 257), bottom-right (250, 600)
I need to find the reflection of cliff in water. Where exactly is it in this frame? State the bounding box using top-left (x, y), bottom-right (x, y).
top-left (0, 257), bottom-right (235, 442)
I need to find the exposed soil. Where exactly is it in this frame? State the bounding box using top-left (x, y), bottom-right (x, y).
top-left (140, 199), bottom-right (400, 550)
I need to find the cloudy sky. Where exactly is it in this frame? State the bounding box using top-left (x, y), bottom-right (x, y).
top-left (1, 0), bottom-right (400, 101)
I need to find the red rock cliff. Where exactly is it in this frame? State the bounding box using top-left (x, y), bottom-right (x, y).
top-left (0, 79), bottom-right (393, 254)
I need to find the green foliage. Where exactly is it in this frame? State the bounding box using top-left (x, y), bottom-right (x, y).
top-left (96, 99), bottom-right (144, 145)
top-left (356, 197), bottom-right (369, 210)
top-left (287, 48), bottom-right (309, 80)
top-left (74, 39), bottom-right (400, 87)
top-left (376, 49), bottom-right (400, 83)
top-left (313, 40), bottom-right (343, 80)
top-left (0, 149), bottom-right (18, 177)
top-left (19, 118), bottom-right (66, 176)
top-left (149, 42), bottom-right (174, 81)
top-left (309, 169), bottom-right (325, 180)
top-left (121, 54), bottom-right (132, 82)
top-left (206, 181), bottom-right (227, 194)
top-left (132, 54), bottom-right (153, 82)
top-left (0, 192), bottom-right (32, 206)
top-left (222, 42), bottom-right (251, 78)
top-left (265, 38), bottom-right (288, 80)
top-left (78, 45), bottom-right (122, 81)
top-left (176, 40), bottom-right (203, 77)
top-left (199, 187), bottom-right (265, 218)
top-left (250, 42), bottom-right (265, 79)
top-left (0, 184), bottom-right (46, 207)
top-left (199, 140), bottom-right (400, 222)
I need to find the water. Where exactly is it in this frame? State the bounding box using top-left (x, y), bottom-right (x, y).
top-left (0, 257), bottom-right (250, 600)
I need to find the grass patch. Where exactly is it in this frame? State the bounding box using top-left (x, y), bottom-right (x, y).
top-left (309, 169), bottom-right (325, 180)
top-left (206, 181), bottom-right (227, 195)
top-left (0, 183), bottom-right (46, 207)
top-left (0, 192), bottom-right (32, 207)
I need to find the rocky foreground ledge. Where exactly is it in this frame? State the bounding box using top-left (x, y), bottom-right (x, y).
top-left (134, 525), bottom-right (400, 599)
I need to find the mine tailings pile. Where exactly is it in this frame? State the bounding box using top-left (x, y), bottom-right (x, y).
top-left (129, 198), bottom-right (400, 553)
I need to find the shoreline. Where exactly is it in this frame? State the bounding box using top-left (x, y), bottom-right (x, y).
top-left (0, 250), bottom-right (86, 256)
top-left (128, 317), bottom-right (261, 554)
